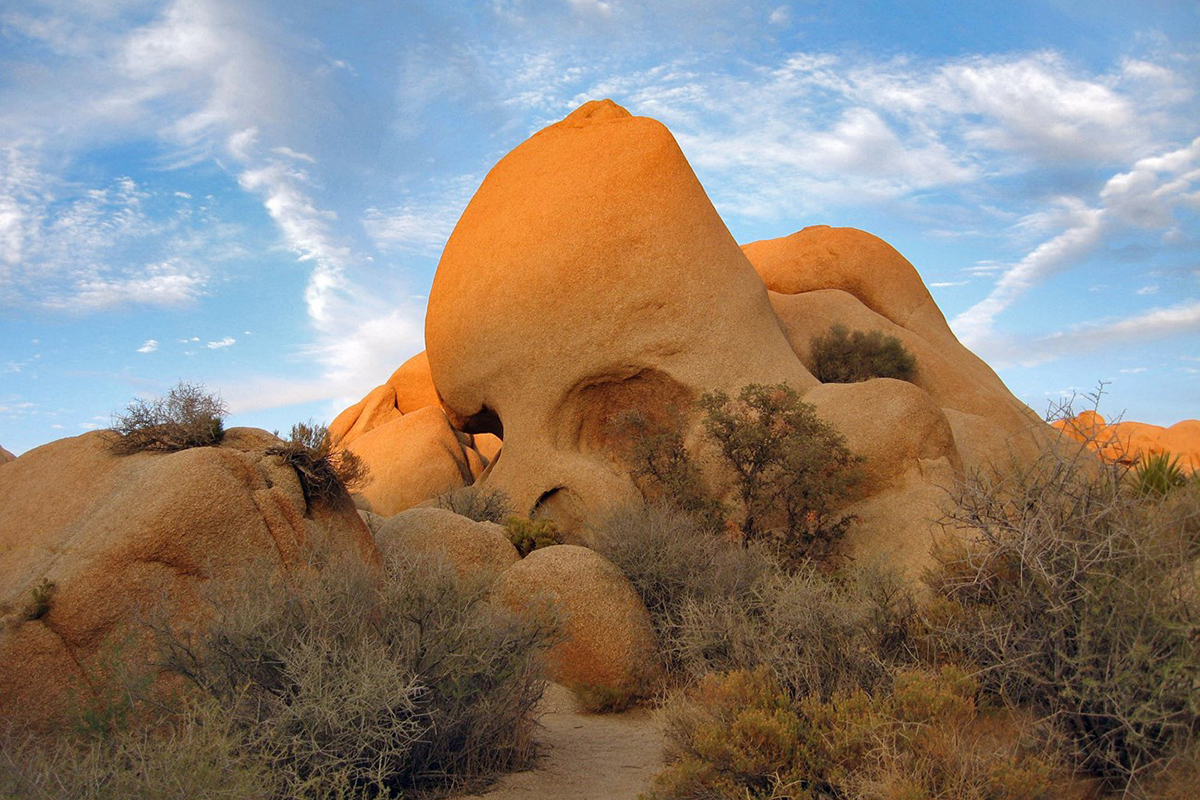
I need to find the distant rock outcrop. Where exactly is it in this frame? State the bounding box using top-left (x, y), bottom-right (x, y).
top-left (0, 429), bottom-right (378, 731)
top-left (333, 99), bottom-right (1053, 575)
top-left (1054, 411), bottom-right (1200, 471)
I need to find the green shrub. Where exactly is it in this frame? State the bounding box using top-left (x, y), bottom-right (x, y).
top-left (809, 324), bottom-right (917, 384)
top-left (503, 516), bottom-right (563, 557)
top-left (266, 421), bottom-right (369, 509)
top-left (1133, 450), bottom-right (1189, 498)
top-left (928, 438), bottom-right (1200, 792)
top-left (699, 384), bottom-right (862, 562)
top-left (143, 549), bottom-right (552, 797)
top-left (109, 381), bottom-right (226, 454)
top-left (436, 485), bottom-right (512, 523)
top-left (648, 665), bottom-right (1059, 800)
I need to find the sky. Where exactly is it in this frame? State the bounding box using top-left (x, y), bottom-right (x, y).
top-left (1, 0), bottom-right (1198, 456)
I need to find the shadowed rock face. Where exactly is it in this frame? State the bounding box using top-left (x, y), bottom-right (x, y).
top-left (0, 445), bottom-right (14, 463)
top-left (0, 429), bottom-right (378, 732)
top-left (334, 99), bottom-right (1055, 575)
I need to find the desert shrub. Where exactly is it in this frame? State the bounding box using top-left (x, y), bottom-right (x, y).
top-left (1133, 450), bottom-right (1190, 498)
top-left (648, 665), bottom-right (1060, 800)
top-left (609, 408), bottom-right (727, 530)
top-left (699, 384), bottom-right (862, 562)
top-left (435, 485), bottom-right (511, 523)
top-left (109, 381), bottom-right (226, 454)
top-left (809, 323), bottom-right (917, 384)
top-left (503, 516), bottom-right (563, 557)
top-left (928, 436), bottom-right (1200, 791)
top-left (266, 421), bottom-right (369, 509)
top-left (22, 579), bottom-right (55, 621)
top-left (145, 549), bottom-right (552, 798)
top-left (594, 503), bottom-right (904, 697)
top-left (0, 699), bottom-right (275, 800)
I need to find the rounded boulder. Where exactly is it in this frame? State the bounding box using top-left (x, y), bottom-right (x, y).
top-left (494, 544), bottom-right (659, 701)
top-left (374, 506), bottom-right (519, 578)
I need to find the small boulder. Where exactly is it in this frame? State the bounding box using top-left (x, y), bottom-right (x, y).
top-left (494, 545), bottom-right (659, 702)
top-left (374, 507), bottom-right (519, 578)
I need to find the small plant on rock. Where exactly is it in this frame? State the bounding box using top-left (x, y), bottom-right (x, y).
top-left (504, 516), bottom-right (563, 557)
top-left (437, 484), bottom-right (512, 523)
top-left (23, 578), bottom-right (55, 621)
top-left (810, 324), bottom-right (917, 384)
top-left (267, 420), bottom-right (369, 509)
top-left (109, 381), bottom-right (226, 454)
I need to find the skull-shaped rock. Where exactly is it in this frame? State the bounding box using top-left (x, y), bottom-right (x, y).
top-left (425, 100), bottom-right (813, 529)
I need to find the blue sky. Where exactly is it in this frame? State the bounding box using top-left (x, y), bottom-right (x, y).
top-left (1, 0), bottom-right (1198, 455)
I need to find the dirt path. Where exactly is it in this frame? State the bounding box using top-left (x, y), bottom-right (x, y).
top-left (457, 684), bottom-right (664, 800)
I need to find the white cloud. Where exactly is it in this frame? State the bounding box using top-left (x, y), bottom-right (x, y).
top-left (206, 336), bottom-right (235, 349)
top-left (1137, 284), bottom-right (1160, 295)
top-left (769, 6), bottom-right (790, 26)
top-left (1120, 367), bottom-right (1148, 374)
top-left (137, 339), bottom-right (159, 353)
top-left (43, 269), bottom-right (206, 311)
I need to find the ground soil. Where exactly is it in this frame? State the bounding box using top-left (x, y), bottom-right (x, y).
top-left (457, 683), bottom-right (664, 800)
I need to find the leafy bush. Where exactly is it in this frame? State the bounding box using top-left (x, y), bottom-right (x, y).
top-left (142, 549), bottom-right (552, 798)
top-left (109, 381), bottom-right (226, 454)
top-left (436, 485), bottom-right (511, 523)
top-left (809, 323), bottom-right (917, 384)
top-left (699, 384), bottom-right (862, 562)
top-left (503, 516), bottom-right (563, 557)
top-left (266, 421), bottom-right (369, 510)
top-left (648, 666), bottom-right (1061, 800)
top-left (928, 436), bottom-right (1200, 791)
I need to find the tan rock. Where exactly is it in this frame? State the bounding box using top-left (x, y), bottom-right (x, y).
top-left (494, 544), bottom-right (659, 699)
top-left (0, 445), bottom-right (14, 464)
top-left (0, 430), bottom-right (378, 732)
top-left (374, 507), bottom-right (518, 578)
top-left (388, 351), bottom-right (441, 415)
top-left (346, 406), bottom-right (475, 516)
top-left (426, 99), bottom-right (811, 523)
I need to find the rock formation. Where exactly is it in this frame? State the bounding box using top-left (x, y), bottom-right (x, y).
top-left (328, 351), bottom-right (497, 515)
top-left (373, 506), bottom-right (519, 578)
top-left (333, 99), bottom-right (1055, 575)
top-left (0, 445), bottom-right (14, 464)
top-left (0, 429), bottom-right (378, 731)
top-left (1054, 411), bottom-right (1200, 471)
top-left (494, 545), bottom-right (659, 701)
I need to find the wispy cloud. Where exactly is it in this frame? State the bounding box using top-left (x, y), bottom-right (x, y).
top-left (137, 339), bottom-right (159, 353)
top-left (206, 336), bottom-right (235, 349)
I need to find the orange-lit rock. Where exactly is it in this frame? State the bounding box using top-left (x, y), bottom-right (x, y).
top-left (0, 430), bottom-right (377, 732)
top-left (425, 99), bottom-right (811, 521)
top-left (1054, 412), bottom-right (1200, 471)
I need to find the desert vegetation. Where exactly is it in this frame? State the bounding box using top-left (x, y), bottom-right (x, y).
top-left (108, 381), bottom-right (227, 454)
top-left (1, 550), bottom-right (553, 799)
top-left (809, 324), bottom-right (917, 384)
top-left (267, 420), bottom-right (371, 509)
top-left (609, 391), bottom-right (1200, 799)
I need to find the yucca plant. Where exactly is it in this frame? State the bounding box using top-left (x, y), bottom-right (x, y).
top-left (1133, 451), bottom-right (1188, 498)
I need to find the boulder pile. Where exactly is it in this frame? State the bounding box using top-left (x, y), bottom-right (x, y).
top-left (337, 99), bottom-right (1051, 576)
top-left (1054, 410), bottom-right (1200, 471)
top-left (0, 429), bottom-right (378, 731)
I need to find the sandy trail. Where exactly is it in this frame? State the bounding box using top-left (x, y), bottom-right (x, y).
top-left (457, 684), bottom-right (664, 800)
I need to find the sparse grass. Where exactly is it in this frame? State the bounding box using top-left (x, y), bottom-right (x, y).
top-left (435, 485), bottom-right (511, 523)
top-left (108, 382), bottom-right (226, 454)
top-left (267, 421), bottom-right (370, 510)
top-left (503, 516), bottom-right (563, 557)
top-left (809, 323), bottom-right (917, 384)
